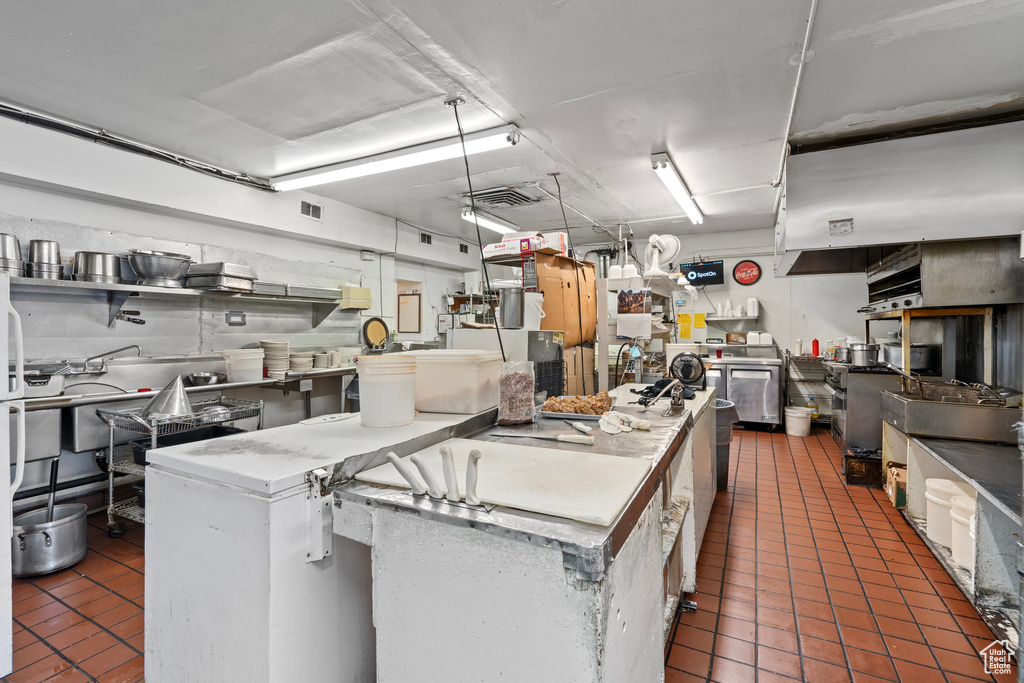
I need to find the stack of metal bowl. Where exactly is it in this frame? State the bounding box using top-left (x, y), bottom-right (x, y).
top-left (26, 240), bottom-right (63, 280)
top-left (73, 251), bottom-right (121, 284)
top-left (0, 233), bottom-right (25, 276)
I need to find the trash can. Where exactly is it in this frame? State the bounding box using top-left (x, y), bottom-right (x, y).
top-left (715, 399), bottom-right (739, 491)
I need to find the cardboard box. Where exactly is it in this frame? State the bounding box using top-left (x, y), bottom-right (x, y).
top-left (886, 464), bottom-right (907, 509)
top-left (564, 345), bottom-right (596, 396)
top-left (339, 298), bottom-right (372, 310)
top-left (482, 237), bottom-right (544, 259)
top-left (535, 254), bottom-right (596, 348)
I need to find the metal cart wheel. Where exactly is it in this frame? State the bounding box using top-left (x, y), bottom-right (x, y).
top-left (108, 522), bottom-right (126, 538)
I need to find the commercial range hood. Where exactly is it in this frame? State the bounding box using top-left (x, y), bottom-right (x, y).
top-left (775, 119), bottom-right (1024, 277)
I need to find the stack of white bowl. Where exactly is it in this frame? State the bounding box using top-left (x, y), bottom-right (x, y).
top-left (328, 351), bottom-right (342, 368)
top-left (289, 352), bottom-right (314, 372)
top-left (259, 340), bottom-right (290, 379)
top-left (314, 353), bottom-right (330, 369)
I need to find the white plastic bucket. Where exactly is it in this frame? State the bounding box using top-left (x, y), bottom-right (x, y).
top-left (950, 495), bottom-right (976, 573)
top-left (524, 293), bottom-right (546, 331)
top-left (408, 349), bottom-right (501, 414)
top-left (357, 354), bottom-right (417, 427)
top-left (221, 348), bottom-right (265, 382)
top-left (925, 479), bottom-right (975, 548)
top-left (784, 406), bottom-right (813, 437)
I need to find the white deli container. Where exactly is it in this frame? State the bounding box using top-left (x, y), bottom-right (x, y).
top-left (925, 478), bottom-right (975, 548)
top-left (221, 348), bottom-right (265, 382)
top-left (409, 349), bottom-right (502, 414)
top-left (949, 495), bottom-right (976, 573)
top-left (357, 354), bottom-right (417, 427)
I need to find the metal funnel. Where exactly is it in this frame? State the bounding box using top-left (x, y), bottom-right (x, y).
top-left (141, 375), bottom-right (193, 419)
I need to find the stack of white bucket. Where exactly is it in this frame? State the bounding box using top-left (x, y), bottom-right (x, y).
top-left (925, 478), bottom-right (977, 573)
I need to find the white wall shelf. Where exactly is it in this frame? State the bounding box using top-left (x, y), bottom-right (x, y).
top-left (703, 316), bottom-right (757, 322)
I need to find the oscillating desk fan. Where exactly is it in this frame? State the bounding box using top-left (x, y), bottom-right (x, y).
top-left (670, 352), bottom-right (707, 391)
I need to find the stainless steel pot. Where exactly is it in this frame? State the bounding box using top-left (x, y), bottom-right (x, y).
top-left (73, 251), bottom-right (121, 283)
top-left (884, 343), bottom-right (940, 371)
top-left (29, 240), bottom-right (61, 264)
top-left (0, 233), bottom-right (22, 261)
top-left (498, 286), bottom-right (525, 329)
top-left (850, 343), bottom-right (878, 367)
top-left (12, 503), bottom-right (88, 576)
top-left (835, 347), bottom-right (851, 364)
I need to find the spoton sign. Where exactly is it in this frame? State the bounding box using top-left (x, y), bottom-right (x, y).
top-left (678, 260), bottom-right (724, 286)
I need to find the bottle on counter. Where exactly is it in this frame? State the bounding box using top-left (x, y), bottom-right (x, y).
top-left (806, 398), bottom-right (819, 419)
top-left (794, 338), bottom-right (803, 355)
top-left (812, 338), bottom-right (820, 357)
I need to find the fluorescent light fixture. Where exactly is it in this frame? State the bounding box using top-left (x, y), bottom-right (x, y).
top-left (461, 208), bottom-right (517, 235)
top-left (651, 152), bottom-right (703, 225)
top-left (271, 125), bottom-right (521, 191)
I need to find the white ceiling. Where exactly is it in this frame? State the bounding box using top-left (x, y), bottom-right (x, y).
top-left (0, 0), bottom-right (1021, 246)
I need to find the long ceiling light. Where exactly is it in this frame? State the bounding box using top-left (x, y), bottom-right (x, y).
top-left (461, 208), bottom-right (517, 235)
top-left (271, 124), bottom-right (521, 191)
top-left (651, 152), bottom-right (704, 225)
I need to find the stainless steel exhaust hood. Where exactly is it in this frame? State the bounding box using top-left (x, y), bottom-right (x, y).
top-left (775, 120), bottom-right (1024, 277)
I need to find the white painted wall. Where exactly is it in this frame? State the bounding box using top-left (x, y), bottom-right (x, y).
top-left (671, 228), bottom-right (867, 350)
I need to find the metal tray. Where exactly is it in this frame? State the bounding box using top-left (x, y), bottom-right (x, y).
top-left (184, 275), bottom-right (253, 292)
top-left (251, 281), bottom-right (288, 296)
top-left (539, 396), bottom-right (616, 421)
top-left (286, 284), bottom-right (344, 300)
top-left (187, 262), bottom-right (255, 279)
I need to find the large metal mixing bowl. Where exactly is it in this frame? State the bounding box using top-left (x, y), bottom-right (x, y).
top-left (127, 249), bottom-right (192, 288)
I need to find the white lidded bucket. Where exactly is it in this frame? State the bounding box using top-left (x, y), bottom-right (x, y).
top-left (524, 293), bottom-right (546, 331)
top-left (784, 406), bottom-right (813, 437)
top-left (221, 348), bottom-right (265, 382)
top-left (409, 349), bottom-right (501, 414)
top-left (950, 495), bottom-right (976, 573)
top-left (925, 479), bottom-right (975, 548)
top-left (357, 354), bottom-right (417, 427)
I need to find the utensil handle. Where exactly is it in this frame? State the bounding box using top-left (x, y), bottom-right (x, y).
top-left (465, 449), bottom-right (483, 506)
top-left (440, 446), bottom-right (460, 502)
top-left (410, 454), bottom-right (443, 499)
top-left (557, 434), bottom-right (595, 445)
top-left (386, 452), bottom-right (427, 495)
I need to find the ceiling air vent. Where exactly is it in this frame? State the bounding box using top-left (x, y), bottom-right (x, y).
top-left (420, 232), bottom-right (432, 246)
top-left (299, 200), bottom-right (323, 221)
top-left (459, 243), bottom-right (469, 254)
top-left (464, 186), bottom-right (539, 208)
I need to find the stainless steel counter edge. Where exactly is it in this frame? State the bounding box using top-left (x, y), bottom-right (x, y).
top-left (333, 396), bottom-right (702, 582)
top-left (708, 357), bottom-right (782, 366)
top-left (21, 366), bottom-right (355, 411)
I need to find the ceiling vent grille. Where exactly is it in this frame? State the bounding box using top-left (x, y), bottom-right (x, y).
top-left (459, 243), bottom-right (470, 254)
top-left (464, 186), bottom-right (539, 208)
top-left (420, 232), bottom-right (432, 246)
top-left (299, 200), bottom-right (323, 221)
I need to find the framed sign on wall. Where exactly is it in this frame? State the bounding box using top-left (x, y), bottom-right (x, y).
top-left (732, 260), bottom-right (761, 286)
top-left (397, 293), bottom-right (421, 333)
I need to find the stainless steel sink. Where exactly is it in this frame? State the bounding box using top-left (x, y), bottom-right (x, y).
top-left (881, 390), bottom-right (1021, 444)
top-left (59, 354), bottom-right (228, 453)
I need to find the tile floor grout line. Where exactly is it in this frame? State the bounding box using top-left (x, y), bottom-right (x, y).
top-left (768, 431), bottom-right (812, 683)
top-left (810, 431), bottom-right (967, 683)
top-left (8, 614), bottom-right (86, 681)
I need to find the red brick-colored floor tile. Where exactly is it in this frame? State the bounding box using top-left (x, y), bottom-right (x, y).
top-left (95, 655), bottom-right (144, 683)
top-left (757, 645), bottom-right (803, 679)
top-left (713, 635), bottom-right (755, 666)
top-left (5, 654), bottom-right (72, 683)
top-left (709, 656), bottom-right (754, 683)
top-left (802, 657), bottom-right (853, 682)
top-left (78, 643), bottom-right (137, 678)
top-left (666, 645), bottom-right (711, 675)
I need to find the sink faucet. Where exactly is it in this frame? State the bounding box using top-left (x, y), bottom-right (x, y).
top-left (82, 345), bottom-right (142, 372)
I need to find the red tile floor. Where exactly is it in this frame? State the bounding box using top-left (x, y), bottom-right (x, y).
top-left (2, 428), bottom-right (1018, 681)
top-left (5, 517), bottom-right (143, 682)
top-left (666, 428), bottom-right (1018, 682)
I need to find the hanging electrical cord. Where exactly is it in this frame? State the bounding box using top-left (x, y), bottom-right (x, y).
top-left (550, 172), bottom-right (589, 395)
top-left (448, 98), bottom-right (506, 362)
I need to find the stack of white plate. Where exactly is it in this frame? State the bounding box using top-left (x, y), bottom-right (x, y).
top-left (289, 352), bottom-right (315, 372)
top-left (327, 351), bottom-right (342, 368)
top-left (313, 353), bottom-right (330, 369)
top-left (260, 340), bottom-right (290, 378)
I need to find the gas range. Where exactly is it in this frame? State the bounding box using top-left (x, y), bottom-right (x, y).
top-left (824, 362), bottom-right (896, 391)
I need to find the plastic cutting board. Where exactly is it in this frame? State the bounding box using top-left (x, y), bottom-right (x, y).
top-left (355, 438), bottom-right (651, 527)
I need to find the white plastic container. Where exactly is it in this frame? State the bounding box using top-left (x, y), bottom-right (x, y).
top-left (746, 297), bottom-right (759, 318)
top-left (524, 293), bottom-right (546, 331)
top-left (357, 354), bottom-right (417, 427)
top-left (408, 350), bottom-right (502, 414)
top-left (784, 406), bottom-right (813, 437)
top-left (925, 479), bottom-right (975, 548)
top-left (746, 332), bottom-right (761, 345)
top-left (760, 333), bottom-right (773, 346)
top-left (950, 495), bottom-right (976, 573)
top-left (221, 348), bottom-right (265, 382)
